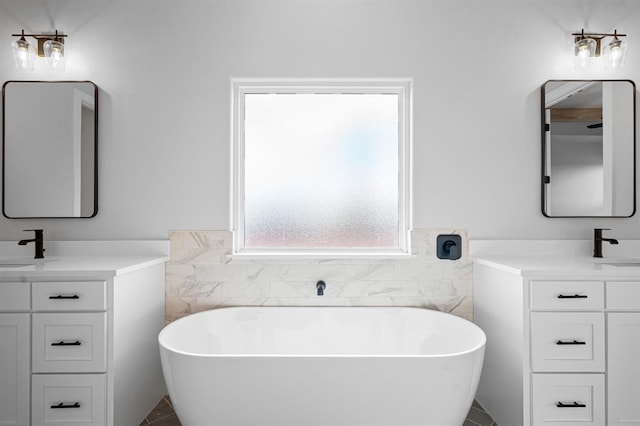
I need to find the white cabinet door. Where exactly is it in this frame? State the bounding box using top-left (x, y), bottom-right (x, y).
top-left (32, 373), bottom-right (106, 426)
top-left (32, 281), bottom-right (106, 312)
top-left (0, 313), bottom-right (30, 426)
top-left (530, 312), bottom-right (605, 372)
top-left (608, 313), bottom-right (640, 426)
top-left (531, 373), bottom-right (605, 426)
top-left (32, 312), bottom-right (107, 373)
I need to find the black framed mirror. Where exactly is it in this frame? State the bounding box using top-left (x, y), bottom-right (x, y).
top-left (541, 80), bottom-right (636, 217)
top-left (2, 81), bottom-right (98, 218)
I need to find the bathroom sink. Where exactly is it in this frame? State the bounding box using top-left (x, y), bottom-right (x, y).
top-left (0, 258), bottom-right (60, 268)
top-left (0, 260), bottom-right (35, 268)
top-left (600, 262), bottom-right (640, 267)
top-left (594, 258), bottom-right (640, 267)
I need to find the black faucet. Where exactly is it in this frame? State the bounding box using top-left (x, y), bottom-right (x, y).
top-left (593, 228), bottom-right (618, 258)
top-left (18, 229), bottom-right (45, 259)
top-left (316, 280), bottom-right (326, 296)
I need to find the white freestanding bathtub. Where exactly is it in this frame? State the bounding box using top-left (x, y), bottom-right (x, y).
top-left (159, 306), bottom-right (486, 426)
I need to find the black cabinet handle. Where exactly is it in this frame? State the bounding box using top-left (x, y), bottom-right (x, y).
top-left (49, 294), bottom-right (80, 300)
top-left (50, 402), bottom-right (81, 409)
top-left (556, 340), bottom-right (586, 345)
top-left (51, 340), bottom-right (81, 346)
top-left (557, 294), bottom-right (588, 299)
top-left (556, 401), bottom-right (586, 408)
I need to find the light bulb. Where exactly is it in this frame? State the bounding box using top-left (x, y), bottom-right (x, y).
top-left (11, 37), bottom-right (35, 70)
top-left (604, 38), bottom-right (627, 69)
top-left (574, 38), bottom-right (596, 69)
top-left (44, 39), bottom-right (66, 70)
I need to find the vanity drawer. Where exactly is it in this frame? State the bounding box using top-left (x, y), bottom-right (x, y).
top-left (31, 373), bottom-right (106, 426)
top-left (32, 312), bottom-right (106, 373)
top-left (531, 373), bottom-right (605, 426)
top-left (32, 281), bottom-right (106, 312)
top-left (530, 281), bottom-right (604, 310)
top-left (606, 281), bottom-right (640, 309)
top-left (530, 312), bottom-right (605, 372)
top-left (0, 282), bottom-right (30, 311)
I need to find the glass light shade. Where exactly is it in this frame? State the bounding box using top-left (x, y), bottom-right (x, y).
top-left (43, 39), bottom-right (65, 70)
top-left (604, 38), bottom-right (627, 69)
top-left (574, 37), bottom-right (596, 69)
top-left (11, 38), bottom-right (35, 70)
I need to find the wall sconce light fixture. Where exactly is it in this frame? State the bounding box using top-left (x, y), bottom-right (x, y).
top-left (572, 29), bottom-right (628, 69)
top-left (11, 30), bottom-right (68, 70)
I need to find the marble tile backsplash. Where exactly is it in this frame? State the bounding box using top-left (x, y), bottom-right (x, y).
top-left (165, 229), bottom-right (473, 323)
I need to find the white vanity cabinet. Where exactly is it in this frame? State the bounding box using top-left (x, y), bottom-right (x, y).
top-left (0, 250), bottom-right (167, 426)
top-left (31, 280), bottom-right (108, 426)
top-left (474, 257), bottom-right (640, 426)
top-left (607, 282), bottom-right (640, 426)
top-left (529, 280), bottom-right (606, 426)
top-left (0, 283), bottom-right (30, 426)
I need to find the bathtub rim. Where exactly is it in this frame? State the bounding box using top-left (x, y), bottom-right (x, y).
top-left (159, 306), bottom-right (486, 359)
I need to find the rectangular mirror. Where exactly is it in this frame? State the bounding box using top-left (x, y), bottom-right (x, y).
top-left (2, 81), bottom-right (98, 218)
top-left (541, 80), bottom-right (636, 217)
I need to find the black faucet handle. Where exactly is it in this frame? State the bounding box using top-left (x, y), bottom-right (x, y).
top-left (22, 229), bottom-right (44, 239)
top-left (593, 228), bottom-right (618, 258)
top-left (19, 229), bottom-right (45, 259)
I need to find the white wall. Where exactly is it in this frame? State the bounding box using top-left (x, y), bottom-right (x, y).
top-left (1, 0), bottom-right (639, 241)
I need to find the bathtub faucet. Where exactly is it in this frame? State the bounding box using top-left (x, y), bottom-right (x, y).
top-left (316, 280), bottom-right (326, 296)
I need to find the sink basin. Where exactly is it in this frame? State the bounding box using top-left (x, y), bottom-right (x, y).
top-left (601, 262), bottom-right (640, 267)
top-left (0, 259), bottom-right (58, 268)
top-left (593, 257), bottom-right (640, 268)
top-left (594, 258), bottom-right (640, 267)
top-left (594, 257), bottom-right (640, 263)
top-left (0, 261), bottom-right (35, 268)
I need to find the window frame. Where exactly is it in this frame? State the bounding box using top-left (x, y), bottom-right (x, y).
top-left (231, 78), bottom-right (412, 256)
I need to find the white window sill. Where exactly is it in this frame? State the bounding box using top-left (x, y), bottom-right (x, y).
top-left (230, 250), bottom-right (415, 261)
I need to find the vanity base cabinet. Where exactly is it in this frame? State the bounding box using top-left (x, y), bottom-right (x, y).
top-left (0, 313), bottom-right (30, 426)
top-left (474, 263), bottom-right (640, 426)
top-left (607, 313), bottom-right (640, 426)
top-left (0, 261), bottom-right (166, 426)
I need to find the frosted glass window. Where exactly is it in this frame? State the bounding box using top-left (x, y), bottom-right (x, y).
top-left (233, 81), bottom-right (411, 253)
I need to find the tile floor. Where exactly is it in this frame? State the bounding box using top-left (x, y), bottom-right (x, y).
top-left (140, 396), bottom-right (498, 426)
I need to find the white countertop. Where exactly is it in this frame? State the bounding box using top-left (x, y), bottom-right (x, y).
top-left (474, 255), bottom-right (640, 278)
top-left (0, 255), bottom-right (168, 278)
top-left (0, 240), bottom-right (169, 278)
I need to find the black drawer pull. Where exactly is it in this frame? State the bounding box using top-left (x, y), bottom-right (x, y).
top-left (556, 401), bottom-right (586, 408)
top-left (51, 340), bottom-right (81, 346)
top-left (557, 294), bottom-right (588, 299)
top-left (556, 340), bottom-right (586, 345)
top-left (49, 294), bottom-right (80, 300)
top-left (51, 402), bottom-right (81, 409)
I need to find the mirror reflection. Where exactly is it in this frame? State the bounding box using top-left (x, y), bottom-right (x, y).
top-left (2, 81), bottom-right (98, 218)
top-left (542, 80), bottom-right (636, 217)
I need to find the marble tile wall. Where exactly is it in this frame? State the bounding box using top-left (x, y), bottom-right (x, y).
top-left (165, 229), bottom-right (472, 323)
